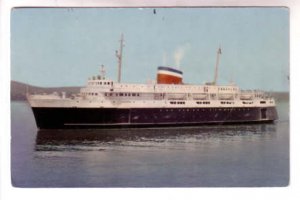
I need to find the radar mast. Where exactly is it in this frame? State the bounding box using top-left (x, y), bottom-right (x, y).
top-left (116, 33), bottom-right (124, 83)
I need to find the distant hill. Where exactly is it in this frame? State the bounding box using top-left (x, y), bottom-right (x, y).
top-left (271, 91), bottom-right (289, 102)
top-left (11, 81), bottom-right (80, 101)
top-left (11, 80), bottom-right (289, 102)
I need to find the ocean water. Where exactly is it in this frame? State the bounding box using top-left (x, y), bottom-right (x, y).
top-left (11, 101), bottom-right (289, 187)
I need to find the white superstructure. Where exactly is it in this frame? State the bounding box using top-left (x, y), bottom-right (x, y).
top-left (28, 69), bottom-right (276, 109)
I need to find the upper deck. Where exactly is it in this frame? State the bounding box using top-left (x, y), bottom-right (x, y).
top-left (27, 71), bottom-right (276, 108)
top-left (82, 76), bottom-right (240, 94)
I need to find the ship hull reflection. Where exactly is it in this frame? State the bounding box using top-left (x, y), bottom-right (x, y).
top-left (35, 124), bottom-right (276, 150)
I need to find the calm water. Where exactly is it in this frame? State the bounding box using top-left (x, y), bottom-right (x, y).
top-left (11, 101), bottom-right (289, 187)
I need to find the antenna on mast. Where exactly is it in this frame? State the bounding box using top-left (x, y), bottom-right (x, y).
top-left (100, 64), bottom-right (106, 79)
top-left (115, 33), bottom-right (124, 83)
top-left (212, 46), bottom-right (222, 85)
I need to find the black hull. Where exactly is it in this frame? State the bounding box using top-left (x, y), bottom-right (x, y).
top-left (31, 106), bottom-right (278, 129)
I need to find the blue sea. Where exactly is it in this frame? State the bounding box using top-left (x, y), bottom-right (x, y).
top-left (11, 100), bottom-right (289, 187)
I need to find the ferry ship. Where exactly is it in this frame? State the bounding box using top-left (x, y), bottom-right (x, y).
top-left (27, 35), bottom-right (278, 129)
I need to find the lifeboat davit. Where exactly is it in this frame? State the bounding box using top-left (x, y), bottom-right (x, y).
top-left (157, 66), bottom-right (183, 84)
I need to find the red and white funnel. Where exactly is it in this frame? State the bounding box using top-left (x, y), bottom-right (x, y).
top-left (156, 66), bottom-right (183, 84)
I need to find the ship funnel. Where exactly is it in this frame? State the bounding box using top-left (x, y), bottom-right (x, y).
top-left (157, 66), bottom-right (183, 84)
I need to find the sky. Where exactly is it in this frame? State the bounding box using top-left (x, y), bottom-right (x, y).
top-left (11, 7), bottom-right (289, 91)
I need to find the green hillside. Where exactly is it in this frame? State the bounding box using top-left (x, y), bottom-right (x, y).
top-left (11, 81), bottom-right (80, 101)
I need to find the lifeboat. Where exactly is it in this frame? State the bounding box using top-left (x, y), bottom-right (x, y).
top-left (219, 94), bottom-right (234, 100)
top-left (240, 94), bottom-right (253, 100)
top-left (157, 66), bottom-right (183, 84)
top-left (167, 93), bottom-right (186, 100)
top-left (192, 93), bottom-right (208, 100)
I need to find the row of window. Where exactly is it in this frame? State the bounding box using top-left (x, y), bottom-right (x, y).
top-left (83, 93), bottom-right (270, 105)
top-left (242, 101), bottom-right (253, 104)
top-left (104, 93), bottom-right (141, 97)
top-left (83, 92), bottom-right (143, 97)
top-left (158, 108), bottom-right (251, 112)
top-left (116, 85), bottom-right (210, 89)
top-left (221, 101), bottom-right (234, 104)
top-left (84, 92), bottom-right (98, 96)
top-left (90, 75), bottom-right (104, 80)
top-left (170, 101), bottom-right (186, 105)
top-left (87, 82), bottom-right (240, 92)
top-left (218, 87), bottom-right (237, 91)
top-left (89, 81), bottom-right (112, 86)
top-left (196, 101), bottom-right (210, 104)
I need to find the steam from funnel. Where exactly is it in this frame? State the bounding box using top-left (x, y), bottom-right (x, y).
top-left (174, 48), bottom-right (184, 67)
top-left (173, 44), bottom-right (190, 68)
